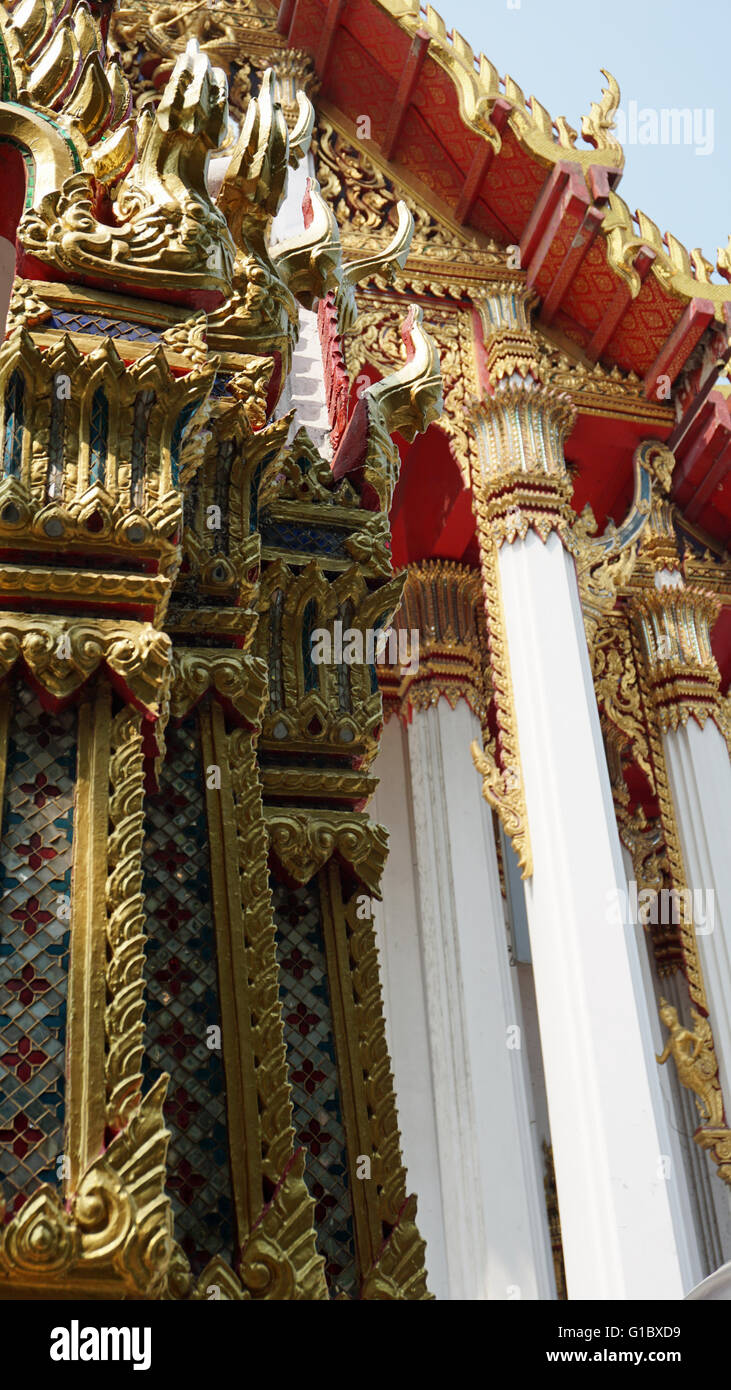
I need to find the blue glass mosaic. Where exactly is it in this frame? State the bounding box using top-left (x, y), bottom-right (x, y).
top-left (0, 687), bottom-right (76, 1223)
top-left (89, 387), bottom-right (108, 486)
top-left (48, 311), bottom-right (162, 343)
top-left (272, 877), bottom-right (358, 1299)
top-left (3, 369), bottom-right (24, 478)
top-left (142, 719), bottom-right (234, 1277)
top-left (260, 517), bottom-right (347, 558)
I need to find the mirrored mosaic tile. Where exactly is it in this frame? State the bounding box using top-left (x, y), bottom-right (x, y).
top-left (142, 719), bottom-right (234, 1277)
top-left (272, 878), bottom-right (358, 1299)
top-left (0, 687), bottom-right (75, 1221)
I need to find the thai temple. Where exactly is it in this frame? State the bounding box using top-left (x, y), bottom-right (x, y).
top-left (0, 0), bottom-right (729, 1304)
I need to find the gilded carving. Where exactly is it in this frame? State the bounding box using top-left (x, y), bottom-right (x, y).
top-left (656, 999), bottom-right (724, 1129)
top-left (171, 650), bottom-right (267, 725)
top-left (265, 809), bottom-right (389, 897)
top-left (345, 296), bottom-right (480, 483)
top-left (18, 37), bottom-right (237, 295)
top-left (236, 1152), bottom-right (328, 1300)
top-left (105, 708), bottom-right (149, 1132)
top-left (0, 1080), bottom-right (172, 1298)
top-left (580, 70), bottom-right (622, 153)
top-left (360, 1196), bottom-right (432, 1300)
top-left (229, 726), bottom-right (295, 1186)
top-left (0, 616), bottom-right (171, 714)
top-left (0, 325), bottom-right (215, 571)
top-left (312, 117), bottom-right (498, 269)
top-left (378, 561), bottom-right (490, 723)
top-left (0, 0), bottom-right (438, 1302)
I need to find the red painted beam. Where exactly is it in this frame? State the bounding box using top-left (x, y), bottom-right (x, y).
top-left (540, 204), bottom-right (604, 326)
top-left (520, 162), bottom-right (592, 294)
top-left (316, 0), bottom-right (348, 81)
top-left (586, 247), bottom-right (655, 362)
top-left (669, 303), bottom-right (731, 454)
top-left (381, 30), bottom-right (430, 161)
top-left (454, 98), bottom-right (511, 225)
top-left (643, 298), bottom-right (715, 400)
top-left (672, 394), bottom-right (731, 493)
top-left (276, 0), bottom-right (297, 35)
top-left (686, 438), bottom-right (731, 523)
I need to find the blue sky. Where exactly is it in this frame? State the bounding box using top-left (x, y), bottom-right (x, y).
top-left (440, 0), bottom-right (729, 275)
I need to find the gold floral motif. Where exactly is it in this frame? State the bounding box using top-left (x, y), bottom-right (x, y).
top-left (105, 708), bottom-right (149, 1132)
top-left (589, 623), bottom-right (655, 790)
top-left (0, 615), bottom-right (171, 714)
top-left (312, 117), bottom-right (498, 269)
top-left (236, 1151), bottom-right (328, 1300)
top-left (360, 1196), bottom-right (432, 1300)
top-left (341, 890), bottom-right (429, 1299)
top-left (345, 296), bottom-right (479, 483)
top-left (470, 509), bottom-right (532, 877)
top-left (170, 650), bottom-right (267, 725)
top-left (265, 809), bottom-right (389, 897)
top-left (0, 1080), bottom-right (173, 1298)
top-left (580, 70), bottom-right (622, 153)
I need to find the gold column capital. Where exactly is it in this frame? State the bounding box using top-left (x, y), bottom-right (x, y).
top-left (632, 571), bottom-right (722, 732)
top-left (378, 560), bottom-right (489, 723)
top-left (471, 282), bottom-right (578, 547)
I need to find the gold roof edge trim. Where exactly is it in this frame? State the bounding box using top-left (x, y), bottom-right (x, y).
top-left (373, 0), bottom-right (731, 318)
top-left (373, 0), bottom-right (624, 173)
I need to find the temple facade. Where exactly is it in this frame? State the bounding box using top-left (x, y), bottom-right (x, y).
top-left (0, 0), bottom-right (729, 1302)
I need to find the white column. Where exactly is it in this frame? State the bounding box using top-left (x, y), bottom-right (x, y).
top-left (663, 719), bottom-right (731, 1103)
top-left (370, 717), bottom-right (449, 1300)
top-left (498, 529), bottom-right (686, 1300)
top-left (373, 703), bottom-right (555, 1300)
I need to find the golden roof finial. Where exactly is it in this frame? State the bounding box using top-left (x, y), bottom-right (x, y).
top-left (716, 236), bottom-right (731, 283)
top-left (581, 69), bottom-right (622, 153)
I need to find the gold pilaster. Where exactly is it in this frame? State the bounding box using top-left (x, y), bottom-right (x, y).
top-left (319, 860), bottom-right (383, 1274)
top-left (66, 682), bottom-right (111, 1192)
top-left (200, 700), bottom-right (262, 1239)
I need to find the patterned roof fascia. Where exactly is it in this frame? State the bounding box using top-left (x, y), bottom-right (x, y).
top-left (373, 0), bottom-right (731, 321)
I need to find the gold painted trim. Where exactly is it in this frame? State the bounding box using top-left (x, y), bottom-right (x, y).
top-left (470, 537), bottom-right (533, 877)
top-left (200, 701), bottom-right (262, 1238)
top-left (318, 861), bottom-right (382, 1276)
top-left (65, 682), bottom-right (111, 1191)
